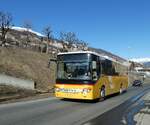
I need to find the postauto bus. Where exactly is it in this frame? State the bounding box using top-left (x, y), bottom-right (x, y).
top-left (55, 51), bottom-right (128, 100)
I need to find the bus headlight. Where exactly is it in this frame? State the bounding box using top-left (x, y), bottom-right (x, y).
top-left (82, 88), bottom-right (91, 95)
top-left (55, 87), bottom-right (60, 92)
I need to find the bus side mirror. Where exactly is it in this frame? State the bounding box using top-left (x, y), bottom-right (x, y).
top-left (92, 61), bottom-right (97, 70)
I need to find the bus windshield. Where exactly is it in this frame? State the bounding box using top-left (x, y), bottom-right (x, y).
top-left (57, 61), bottom-right (91, 80)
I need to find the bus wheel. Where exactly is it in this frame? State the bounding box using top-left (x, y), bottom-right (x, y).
top-left (100, 86), bottom-right (105, 100)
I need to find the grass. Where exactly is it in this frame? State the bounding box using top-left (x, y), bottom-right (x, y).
top-left (0, 47), bottom-right (56, 91)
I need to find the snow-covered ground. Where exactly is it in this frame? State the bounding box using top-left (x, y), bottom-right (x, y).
top-left (12, 26), bottom-right (45, 37)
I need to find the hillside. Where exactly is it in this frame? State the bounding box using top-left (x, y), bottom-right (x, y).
top-left (143, 62), bottom-right (150, 68)
top-left (130, 58), bottom-right (150, 68)
top-left (89, 47), bottom-right (127, 63)
top-left (0, 27), bottom-right (129, 92)
top-left (0, 47), bottom-right (56, 91)
top-left (4, 27), bottom-right (127, 62)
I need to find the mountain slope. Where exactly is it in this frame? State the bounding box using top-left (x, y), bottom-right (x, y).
top-left (0, 26), bottom-right (130, 91)
top-left (131, 58), bottom-right (150, 63)
top-left (130, 58), bottom-right (150, 68)
top-left (143, 62), bottom-right (150, 68)
top-left (0, 47), bottom-right (56, 91)
top-left (5, 26), bottom-right (128, 63)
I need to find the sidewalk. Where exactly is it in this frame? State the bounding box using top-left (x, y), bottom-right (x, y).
top-left (134, 92), bottom-right (150, 125)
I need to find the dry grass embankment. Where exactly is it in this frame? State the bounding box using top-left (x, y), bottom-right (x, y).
top-left (0, 47), bottom-right (56, 91)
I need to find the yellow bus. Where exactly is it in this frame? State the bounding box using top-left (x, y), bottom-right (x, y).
top-left (55, 51), bottom-right (128, 100)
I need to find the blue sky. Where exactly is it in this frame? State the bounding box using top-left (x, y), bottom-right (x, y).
top-left (0, 0), bottom-right (150, 59)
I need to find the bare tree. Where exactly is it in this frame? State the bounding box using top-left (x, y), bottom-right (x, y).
top-left (43, 26), bottom-right (53, 54)
top-left (23, 20), bottom-right (33, 47)
top-left (59, 31), bottom-right (78, 50)
top-left (0, 11), bottom-right (13, 46)
top-left (59, 32), bottom-right (68, 52)
top-left (79, 40), bottom-right (88, 50)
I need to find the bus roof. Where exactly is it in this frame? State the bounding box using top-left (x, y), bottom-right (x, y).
top-left (58, 51), bottom-right (129, 67)
top-left (58, 51), bottom-right (101, 56)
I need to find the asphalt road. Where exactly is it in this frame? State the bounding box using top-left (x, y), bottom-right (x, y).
top-left (83, 85), bottom-right (150, 125)
top-left (0, 84), bottom-right (150, 125)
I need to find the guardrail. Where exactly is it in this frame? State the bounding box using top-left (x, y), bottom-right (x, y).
top-left (0, 74), bottom-right (35, 90)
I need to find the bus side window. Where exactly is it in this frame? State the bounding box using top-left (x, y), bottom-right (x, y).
top-left (101, 60), bottom-right (110, 75)
top-left (92, 61), bottom-right (98, 81)
top-left (101, 60), bottom-right (106, 75)
top-left (112, 62), bottom-right (119, 76)
top-left (91, 55), bottom-right (101, 81)
top-left (101, 60), bottom-right (117, 76)
top-left (96, 58), bottom-right (101, 78)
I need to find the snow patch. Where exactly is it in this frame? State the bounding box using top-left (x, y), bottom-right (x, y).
top-left (12, 26), bottom-right (45, 37)
top-left (130, 58), bottom-right (150, 63)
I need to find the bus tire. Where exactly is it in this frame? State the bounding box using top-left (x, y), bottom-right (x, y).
top-left (100, 86), bottom-right (105, 100)
top-left (124, 89), bottom-right (127, 93)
